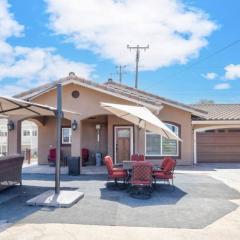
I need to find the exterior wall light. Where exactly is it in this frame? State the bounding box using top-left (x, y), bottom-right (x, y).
top-left (96, 124), bottom-right (101, 143)
top-left (71, 120), bottom-right (78, 131)
top-left (7, 120), bottom-right (15, 131)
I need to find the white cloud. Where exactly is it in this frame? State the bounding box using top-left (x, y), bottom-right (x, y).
top-left (0, 84), bottom-right (26, 97)
top-left (0, 0), bottom-right (24, 40)
top-left (224, 64), bottom-right (240, 80)
top-left (214, 83), bottom-right (231, 90)
top-left (0, 0), bottom-right (94, 96)
top-left (0, 47), bottom-right (94, 86)
top-left (46, 0), bottom-right (217, 70)
top-left (202, 72), bottom-right (218, 80)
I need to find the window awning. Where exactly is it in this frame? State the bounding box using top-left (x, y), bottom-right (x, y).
top-left (101, 102), bottom-right (182, 141)
top-left (0, 96), bottom-right (80, 118)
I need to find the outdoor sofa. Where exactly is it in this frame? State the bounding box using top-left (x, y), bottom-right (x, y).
top-left (0, 154), bottom-right (24, 191)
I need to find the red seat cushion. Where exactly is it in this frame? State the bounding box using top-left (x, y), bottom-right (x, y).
top-left (110, 171), bottom-right (128, 178)
top-left (113, 167), bottom-right (125, 172)
top-left (153, 171), bottom-right (173, 179)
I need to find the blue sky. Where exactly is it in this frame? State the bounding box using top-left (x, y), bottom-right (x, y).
top-left (1, 0), bottom-right (240, 103)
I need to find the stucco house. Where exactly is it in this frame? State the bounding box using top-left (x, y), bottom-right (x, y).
top-left (6, 73), bottom-right (240, 168)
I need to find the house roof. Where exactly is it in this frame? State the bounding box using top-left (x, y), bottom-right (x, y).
top-left (13, 74), bottom-right (206, 116)
top-left (191, 104), bottom-right (240, 120)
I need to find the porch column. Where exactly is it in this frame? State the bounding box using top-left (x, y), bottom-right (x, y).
top-left (138, 128), bottom-right (146, 155)
top-left (71, 119), bottom-right (82, 171)
top-left (134, 126), bottom-right (145, 155)
top-left (8, 118), bottom-right (22, 155)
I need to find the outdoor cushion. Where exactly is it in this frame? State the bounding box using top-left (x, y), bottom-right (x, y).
top-left (113, 167), bottom-right (126, 172)
top-left (109, 171), bottom-right (128, 178)
top-left (153, 171), bottom-right (173, 179)
top-left (104, 156), bottom-right (128, 180)
top-left (131, 154), bottom-right (139, 161)
top-left (104, 156), bottom-right (114, 175)
top-left (162, 159), bottom-right (176, 174)
top-left (161, 157), bottom-right (172, 169)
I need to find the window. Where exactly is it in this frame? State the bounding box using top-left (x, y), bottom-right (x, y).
top-left (145, 123), bottom-right (179, 157)
top-left (0, 131), bottom-right (7, 137)
top-left (146, 134), bottom-right (161, 155)
top-left (23, 130), bottom-right (30, 136)
top-left (0, 145), bottom-right (7, 155)
top-left (32, 130), bottom-right (37, 136)
top-left (62, 128), bottom-right (72, 144)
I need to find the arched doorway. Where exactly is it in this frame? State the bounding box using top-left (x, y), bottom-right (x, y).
top-left (81, 115), bottom-right (108, 166)
top-left (21, 120), bottom-right (38, 163)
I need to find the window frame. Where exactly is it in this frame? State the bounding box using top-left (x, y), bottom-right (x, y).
top-left (145, 122), bottom-right (181, 158)
top-left (61, 127), bottom-right (72, 145)
top-left (23, 130), bottom-right (31, 137)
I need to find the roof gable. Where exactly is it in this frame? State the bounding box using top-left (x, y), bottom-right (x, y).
top-left (13, 75), bottom-right (206, 117)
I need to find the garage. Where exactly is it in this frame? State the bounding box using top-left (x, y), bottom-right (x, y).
top-left (197, 129), bottom-right (240, 163)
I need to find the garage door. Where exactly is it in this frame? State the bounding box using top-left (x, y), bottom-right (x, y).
top-left (197, 129), bottom-right (240, 163)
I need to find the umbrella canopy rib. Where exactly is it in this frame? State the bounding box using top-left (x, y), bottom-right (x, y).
top-left (4, 98), bottom-right (42, 116)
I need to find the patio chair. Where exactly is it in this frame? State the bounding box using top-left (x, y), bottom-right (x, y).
top-left (82, 148), bottom-right (89, 166)
top-left (161, 157), bottom-right (173, 169)
top-left (103, 156), bottom-right (128, 189)
top-left (48, 148), bottom-right (64, 166)
top-left (138, 154), bottom-right (145, 161)
top-left (129, 161), bottom-right (153, 199)
top-left (48, 148), bottom-right (56, 166)
top-left (131, 154), bottom-right (145, 161)
top-left (131, 154), bottom-right (139, 161)
top-left (153, 157), bottom-right (173, 173)
top-left (153, 158), bottom-right (176, 188)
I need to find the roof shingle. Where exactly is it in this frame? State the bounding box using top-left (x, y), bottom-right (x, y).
top-left (191, 104), bottom-right (240, 120)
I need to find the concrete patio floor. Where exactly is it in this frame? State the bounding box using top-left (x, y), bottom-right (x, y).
top-left (22, 162), bottom-right (107, 175)
top-left (0, 164), bottom-right (240, 239)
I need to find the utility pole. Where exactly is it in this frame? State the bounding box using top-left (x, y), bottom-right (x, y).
top-left (127, 44), bottom-right (149, 88)
top-left (116, 65), bottom-right (126, 84)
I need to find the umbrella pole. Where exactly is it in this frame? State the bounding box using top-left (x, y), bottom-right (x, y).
top-left (55, 84), bottom-right (62, 194)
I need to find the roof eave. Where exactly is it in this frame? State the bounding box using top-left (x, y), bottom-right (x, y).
top-left (22, 79), bottom-right (163, 111)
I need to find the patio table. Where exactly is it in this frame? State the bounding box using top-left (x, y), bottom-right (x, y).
top-left (123, 160), bottom-right (160, 171)
top-left (122, 160), bottom-right (136, 170)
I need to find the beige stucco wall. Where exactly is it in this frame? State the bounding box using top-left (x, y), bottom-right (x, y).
top-left (38, 117), bottom-right (71, 164)
top-left (33, 83), bottom-right (135, 164)
top-left (8, 82), bottom-right (195, 165)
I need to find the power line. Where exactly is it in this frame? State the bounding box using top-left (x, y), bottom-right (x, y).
top-left (145, 38), bottom-right (240, 90)
top-left (127, 44), bottom-right (149, 88)
top-left (176, 39), bottom-right (240, 74)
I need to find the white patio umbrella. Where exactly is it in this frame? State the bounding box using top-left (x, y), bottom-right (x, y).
top-left (101, 102), bottom-right (182, 142)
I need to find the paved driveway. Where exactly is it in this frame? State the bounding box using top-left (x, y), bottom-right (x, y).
top-left (0, 168), bottom-right (239, 230)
